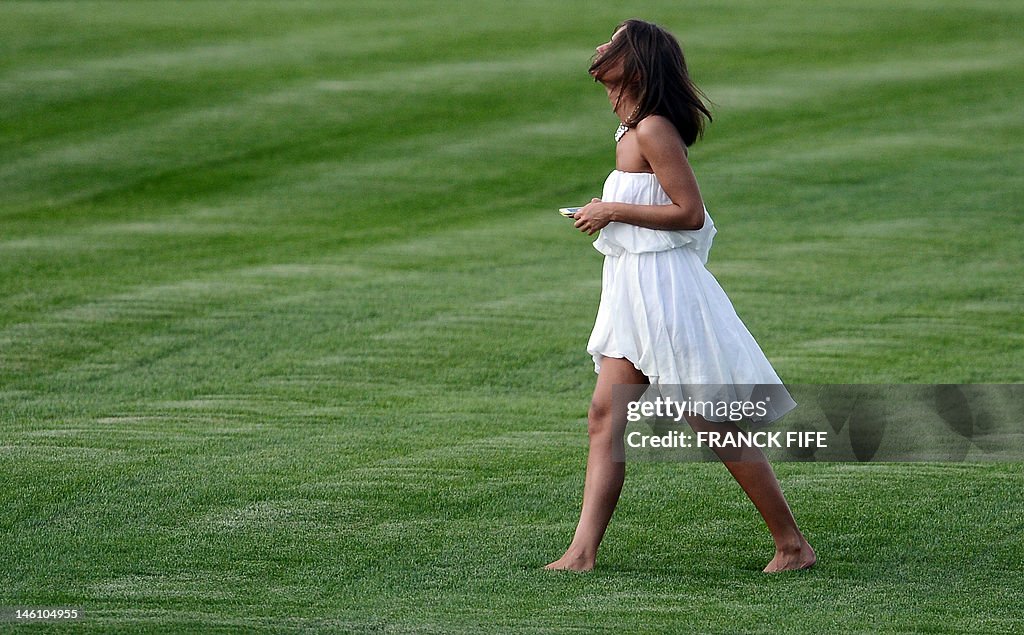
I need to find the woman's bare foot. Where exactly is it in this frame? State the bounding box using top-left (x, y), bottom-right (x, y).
top-left (544, 549), bottom-right (595, 572)
top-left (763, 537), bottom-right (816, 573)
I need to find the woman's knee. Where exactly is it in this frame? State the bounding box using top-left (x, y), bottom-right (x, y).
top-left (587, 399), bottom-right (614, 439)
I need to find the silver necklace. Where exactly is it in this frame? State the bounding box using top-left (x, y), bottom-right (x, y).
top-left (614, 104), bottom-right (642, 143)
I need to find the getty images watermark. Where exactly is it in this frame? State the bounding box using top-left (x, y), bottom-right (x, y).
top-left (613, 384), bottom-right (1024, 462)
top-left (625, 394), bottom-right (826, 453)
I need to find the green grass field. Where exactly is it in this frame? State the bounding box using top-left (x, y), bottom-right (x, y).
top-left (2, 1), bottom-right (1023, 632)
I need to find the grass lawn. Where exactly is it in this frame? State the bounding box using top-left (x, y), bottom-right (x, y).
top-left (1, 0), bottom-right (1022, 632)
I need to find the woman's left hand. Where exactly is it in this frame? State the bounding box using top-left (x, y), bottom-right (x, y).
top-left (573, 198), bottom-right (613, 235)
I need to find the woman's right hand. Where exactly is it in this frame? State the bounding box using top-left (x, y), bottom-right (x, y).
top-left (574, 198), bottom-right (613, 235)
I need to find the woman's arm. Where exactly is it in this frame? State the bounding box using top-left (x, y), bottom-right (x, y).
top-left (573, 116), bottom-right (706, 235)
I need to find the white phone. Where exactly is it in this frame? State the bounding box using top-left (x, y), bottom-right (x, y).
top-left (558, 207), bottom-right (582, 218)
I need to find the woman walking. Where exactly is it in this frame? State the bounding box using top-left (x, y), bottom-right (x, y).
top-left (546, 19), bottom-right (815, 573)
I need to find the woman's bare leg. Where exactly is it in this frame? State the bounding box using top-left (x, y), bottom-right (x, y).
top-left (545, 357), bottom-right (648, 571)
top-left (685, 415), bottom-right (816, 572)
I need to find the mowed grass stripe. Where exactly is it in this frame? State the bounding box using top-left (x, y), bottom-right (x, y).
top-left (1, 213), bottom-right (598, 420)
top-left (0, 46), bottom-right (593, 211)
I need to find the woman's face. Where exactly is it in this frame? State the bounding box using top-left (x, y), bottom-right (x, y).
top-left (592, 26), bottom-right (627, 85)
top-left (595, 26), bottom-right (626, 59)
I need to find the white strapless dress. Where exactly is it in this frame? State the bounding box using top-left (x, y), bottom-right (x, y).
top-left (586, 170), bottom-right (796, 423)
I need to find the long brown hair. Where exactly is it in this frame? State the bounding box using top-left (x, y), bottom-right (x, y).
top-left (589, 19), bottom-right (712, 146)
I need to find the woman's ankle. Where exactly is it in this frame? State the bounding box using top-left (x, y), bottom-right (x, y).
top-left (773, 531), bottom-right (808, 552)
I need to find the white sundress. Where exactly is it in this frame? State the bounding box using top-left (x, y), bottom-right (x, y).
top-left (586, 169), bottom-right (796, 424)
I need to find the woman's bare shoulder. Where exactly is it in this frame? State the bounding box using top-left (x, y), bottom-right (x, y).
top-left (635, 115), bottom-right (680, 138)
top-left (635, 115), bottom-right (688, 158)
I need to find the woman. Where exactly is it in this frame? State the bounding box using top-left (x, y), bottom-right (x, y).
top-left (545, 19), bottom-right (816, 573)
